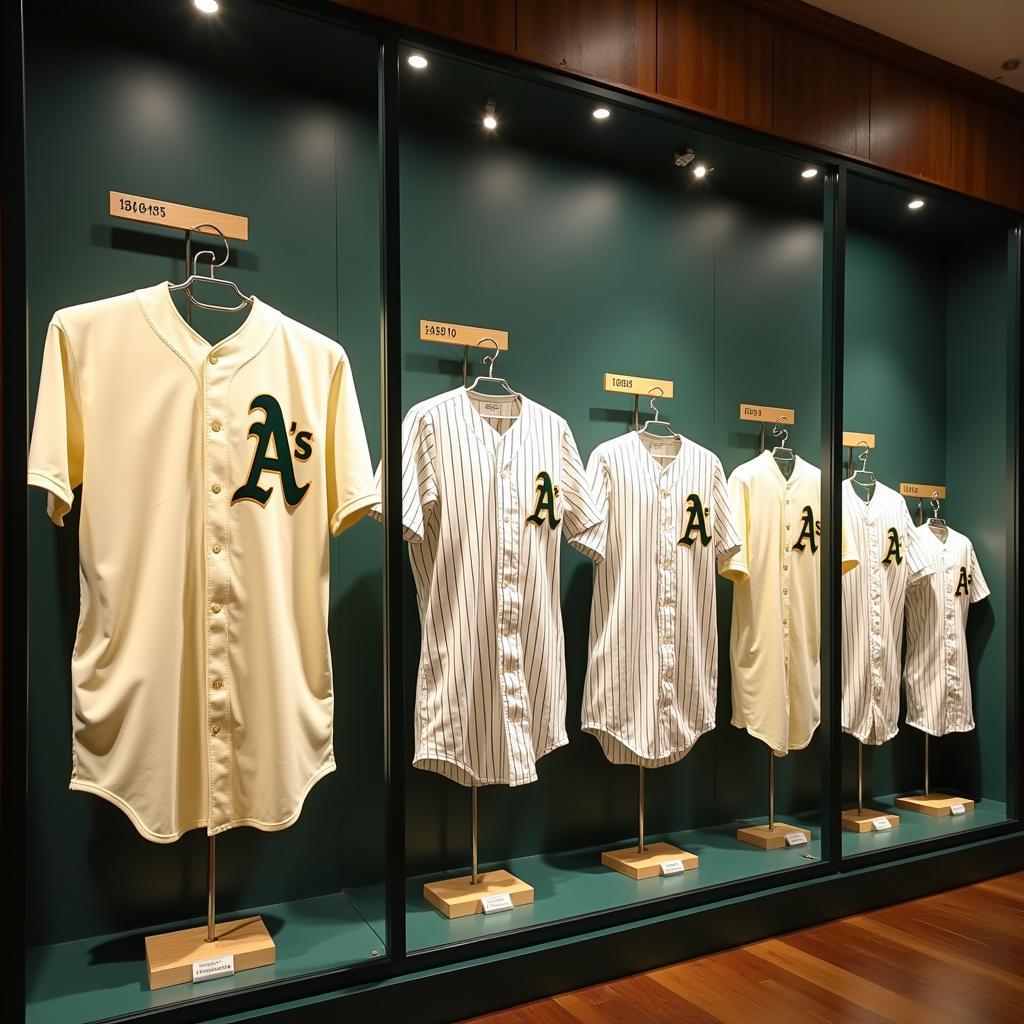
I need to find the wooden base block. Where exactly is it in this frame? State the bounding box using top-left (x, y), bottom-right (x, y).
top-left (600, 841), bottom-right (699, 880)
top-left (145, 915), bottom-right (275, 991)
top-left (736, 822), bottom-right (812, 850)
top-left (842, 807), bottom-right (900, 833)
top-left (423, 868), bottom-right (534, 920)
top-left (896, 793), bottom-right (975, 817)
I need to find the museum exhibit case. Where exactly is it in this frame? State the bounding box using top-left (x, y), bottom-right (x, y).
top-left (1, 2), bottom-right (1020, 1023)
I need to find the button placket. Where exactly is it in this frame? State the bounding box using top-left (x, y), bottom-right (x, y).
top-left (656, 470), bottom-right (677, 741)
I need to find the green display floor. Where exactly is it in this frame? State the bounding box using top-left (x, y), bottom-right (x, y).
top-left (405, 816), bottom-right (822, 951)
top-left (26, 890), bottom-right (386, 1024)
top-left (842, 795), bottom-right (1009, 858)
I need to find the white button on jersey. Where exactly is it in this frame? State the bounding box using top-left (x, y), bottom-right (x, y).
top-left (722, 452), bottom-right (859, 755)
top-left (841, 480), bottom-right (932, 745)
top-left (27, 284), bottom-right (378, 842)
top-left (381, 388), bottom-right (601, 787)
top-left (573, 432), bottom-right (741, 767)
top-left (904, 524), bottom-right (989, 736)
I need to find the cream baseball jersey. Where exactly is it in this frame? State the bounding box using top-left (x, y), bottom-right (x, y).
top-left (573, 432), bottom-right (741, 766)
top-left (27, 283), bottom-right (377, 843)
top-left (721, 452), bottom-right (859, 755)
top-left (904, 524), bottom-right (989, 736)
top-left (382, 388), bottom-right (601, 787)
top-left (841, 480), bottom-right (931, 745)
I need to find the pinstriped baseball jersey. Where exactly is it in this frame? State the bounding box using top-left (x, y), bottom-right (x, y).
top-left (383, 388), bottom-right (602, 787)
top-left (572, 432), bottom-right (741, 767)
top-left (27, 284), bottom-right (378, 842)
top-left (904, 524), bottom-right (989, 736)
top-left (841, 479), bottom-right (932, 745)
top-left (721, 452), bottom-right (860, 755)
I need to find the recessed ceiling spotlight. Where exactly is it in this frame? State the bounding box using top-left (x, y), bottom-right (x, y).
top-left (194, 0), bottom-right (219, 13)
top-left (482, 100), bottom-right (498, 131)
top-left (1001, 57), bottom-right (1021, 72)
top-left (801, 167), bottom-right (819, 179)
top-left (407, 54), bottom-right (429, 70)
top-left (692, 163), bottom-right (708, 179)
top-left (908, 198), bottom-right (925, 210)
top-left (592, 107), bottom-right (611, 120)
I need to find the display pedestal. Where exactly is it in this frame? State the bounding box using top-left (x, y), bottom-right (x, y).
top-left (145, 916), bottom-right (275, 991)
top-left (736, 822), bottom-right (811, 850)
top-left (601, 841), bottom-right (698, 880)
top-left (423, 869), bottom-right (534, 919)
top-left (896, 793), bottom-right (974, 817)
top-left (841, 807), bottom-right (900, 832)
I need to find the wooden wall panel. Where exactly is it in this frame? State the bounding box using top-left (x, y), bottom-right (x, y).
top-left (869, 62), bottom-right (952, 184)
top-left (338, 0), bottom-right (514, 52)
top-left (951, 96), bottom-right (1024, 212)
top-left (657, 0), bottom-right (773, 130)
top-left (773, 24), bottom-right (870, 159)
top-left (515, 0), bottom-right (657, 92)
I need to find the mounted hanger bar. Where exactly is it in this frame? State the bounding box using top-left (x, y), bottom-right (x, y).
top-left (899, 482), bottom-right (947, 499)
top-left (109, 191), bottom-right (248, 240)
top-left (738, 403), bottom-right (794, 425)
top-left (603, 372), bottom-right (674, 398)
top-left (420, 320), bottom-right (509, 350)
top-left (842, 430), bottom-right (875, 449)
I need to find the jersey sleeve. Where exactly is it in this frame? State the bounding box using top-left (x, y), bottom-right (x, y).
top-left (558, 425), bottom-right (604, 542)
top-left (968, 544), bottom-right (990, 602)
top-left (370, 406), bottom-right (439, 543)
top-left (841, 507), bottom-right (860, 574)
top-left (903, 505), bottom-right (934, 581)
top-left (712, 458), bottom-right (742, 563)
top-left (568, 448), bottom-right (609, 563)
top-left (326, 352), bottom-right (378, 536)
top-left (27, 319), bottom-right (84, 527)
top-left (718, 469), bottom-right (749, 582)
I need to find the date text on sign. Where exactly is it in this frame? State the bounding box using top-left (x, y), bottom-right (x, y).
top-left (602, 373), bottom-right (674, 398)
top-left (480, 892), bottom-right (514, 914)
top-left (108, 192), bottom-right (249, 240)
top-left (420, 321), bottom-right (509, 351)
top-left (899, 482), bottom-right (947, 499)
top-left (738, 403), bottom-right (795, 425)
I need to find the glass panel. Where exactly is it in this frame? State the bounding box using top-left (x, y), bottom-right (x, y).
top-left (397, 47), bottom-right (830, 952)
top-left (23, 4), bottom-right (387, 1021)
top-left (840, 172), bottom-right (1016, 858)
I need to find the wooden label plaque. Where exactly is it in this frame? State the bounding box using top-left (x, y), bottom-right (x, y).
top-left (419, 321), bottom-right (509, 350)
top-left (739, 403), bottom-right (795, 424)
top-left (603, 373), bottom-right (674, 398)
top-left (109, 192), bottom-right (249, 240)
top-left (900, 483), bottom-right (947, 499)
top-left (842, 431), bottom-right (875, 449)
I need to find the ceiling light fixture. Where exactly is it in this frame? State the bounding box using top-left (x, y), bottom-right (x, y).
top-left (407, 54), bottom-right (429, 70)
top-left (908, 198), bottom-right (925, 210)
top-left (592, 107), bottom-right (611, 120)
top-left (801, 167), bottom-right (819, 179)
top-left (692, 163), bottom-right (708, 179)
top-left (482, 100), bottom-right (498, 131)
top-left (194, 0), bottom-right (220, 13)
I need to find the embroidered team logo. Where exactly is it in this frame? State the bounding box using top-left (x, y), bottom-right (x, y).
top-left (678, 493), bottom-right (712, 547)
top-left (791, 505), bottom-right (821, 554)
top-left (232, 394), bottom-right (313, 509)
top-left (955, 567), bottom-right (971, 596)
top-left (882, 527), bottom-right (903, 565)
top-left (526, 471), bottom-right (561, 529)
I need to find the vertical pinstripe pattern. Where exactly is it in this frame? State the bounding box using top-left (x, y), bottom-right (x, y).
top-left (723, 452), bottom-right (859, 755)
top-left (841, 480), bottom-right (932, 745)
top-left (572, 432), bottom-right (740, 767)
top-left (384, 387), bottom-right (602, 787)
top-left (904, 525), bottom-right (989, 736)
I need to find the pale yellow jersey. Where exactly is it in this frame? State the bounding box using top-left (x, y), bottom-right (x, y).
top-left (28, 283), bottom-right (378, 842)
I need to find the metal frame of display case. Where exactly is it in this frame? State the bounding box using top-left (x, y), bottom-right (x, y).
top-left (1, 0), bottom-right (1021, 1022)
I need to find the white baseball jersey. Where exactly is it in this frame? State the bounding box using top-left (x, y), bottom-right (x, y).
top-left (572, 432), bottom-right (741, 767)
top-left (384, 388), bottom-right (601, 787)
top-left (721, 452), bottom-right (859, 755)
top-left (841, 480), bottom-right (931, 745)
top-left (904, 524), bottom-right (989, 736)
top-left (27, 283), bottom-right (377, 843)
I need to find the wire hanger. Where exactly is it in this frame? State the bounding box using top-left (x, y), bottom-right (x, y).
top-left (168, 222), bottom-right (254, 313)
top-left (465, 338), bottom-right (521, 420)
top-left (770, 419), bottom-right (795, 473)
top-left (637, 387), bottom-right (680, 440)
top-left (926, 491), bottom-right (947, 539)
top-left (849, 441), bottom-right (876, 497)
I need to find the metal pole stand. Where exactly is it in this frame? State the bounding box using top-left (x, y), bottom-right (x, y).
top-left (924, 733), bottom-right (930, 797)
top-left (736, 746), bottom-right (811, 850)
top-left (205, 836), bottom-right (217, 942)
top-left (637, 766), bottom-right (646, 853)
top-left (768, 748), bottom-right (776, 831)
top-left (470, 782), bottom-right (479, 885)
top-left (842, 741), bottom-right (899, 832)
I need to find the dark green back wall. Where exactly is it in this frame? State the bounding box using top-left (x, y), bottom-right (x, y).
top-left (25, 18), bottom-right (386, 946)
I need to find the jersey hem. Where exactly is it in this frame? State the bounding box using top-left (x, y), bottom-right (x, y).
top-left (414, 737), bottom-right (568, 787)
top-left (581, 722), bottom-right (710, 767)
top-left (904, 719), bottom-right (975, 738)
top-left (730, 718), bottom-right (818, 756)
top-left (842, 724), bottom-right (898, 746)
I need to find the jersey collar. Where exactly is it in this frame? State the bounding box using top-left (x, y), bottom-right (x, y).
top-left (459, 387), bottom-right (533, 466)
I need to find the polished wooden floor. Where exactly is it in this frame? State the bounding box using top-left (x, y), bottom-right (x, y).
top-left (461, 871), bottom-right (1024, 1024)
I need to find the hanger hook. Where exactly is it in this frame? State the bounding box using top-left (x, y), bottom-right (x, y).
top-left (856, 440), bottom-right (869, 470)
top-left (648, 385), bottom-right (664, 418)
top-left (476, 337), bottom-right (499, 376)
top-left (189, 222), bottom-right (230, 277)
top-left (772, 418), bottom-right (788, 447)
top-left (931, 490), bottom-right (941, 517)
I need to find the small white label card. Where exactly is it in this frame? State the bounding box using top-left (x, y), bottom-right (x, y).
top-left (784, 832), bottom-right (809, 847)
top-left (480, 892), bottom-right (514, 914)
top-left (659, 859), bottom-right (686, 876)
top-left (871, 817), bottom-right (893, 831)
top-left (192, 954), bottom-right (235, 983)
top-left (950, 803), bottom-right (966, 816)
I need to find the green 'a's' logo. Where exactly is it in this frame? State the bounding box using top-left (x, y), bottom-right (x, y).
top-left (679, 493), bottom-right (712, 547)
top-left (955, 567), bottom-right (971, 596)
top-left (526, 471), bottom-right (561, 529)
top-left (792, 505), bottom-right (821, 554)
top-left (882, 527), bottom-right (903, 565)
top-left (231, 394), bottom-right (313, 509)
